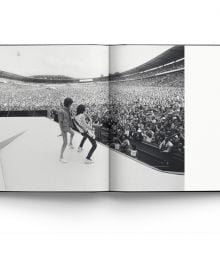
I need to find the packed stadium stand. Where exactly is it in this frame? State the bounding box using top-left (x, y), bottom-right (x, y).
top-left (0, 45), bottom-right (184, 172)
top-left (107, 45), bottom-right (184, 171)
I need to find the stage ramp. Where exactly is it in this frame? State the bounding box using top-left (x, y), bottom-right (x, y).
top-left (0, 117), bottom-right (184, 191)
top-left (0, 117), bottom-right (109, 191)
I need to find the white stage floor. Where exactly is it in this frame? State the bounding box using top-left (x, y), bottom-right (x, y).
top-left (0, 117), bottom-right (184, 191)
top-left (0, 117), bottom-right (109, 191)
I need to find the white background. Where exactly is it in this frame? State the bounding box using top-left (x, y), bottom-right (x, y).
top-left (186, 46), bottom-right (220, 190)
top-left (1, 1), bottom-right (220, 280)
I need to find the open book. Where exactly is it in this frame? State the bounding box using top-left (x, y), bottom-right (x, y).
top-left (0, 44), bottom-right (215, 191)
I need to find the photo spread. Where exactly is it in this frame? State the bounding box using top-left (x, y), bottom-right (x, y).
top-left (0, 45), bottom-right (184, 191)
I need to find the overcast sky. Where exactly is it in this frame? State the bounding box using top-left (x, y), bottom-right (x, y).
top-left (0, 45), bottom-right (172, 78)
top-left (110, 45), bottom-right (172, 73)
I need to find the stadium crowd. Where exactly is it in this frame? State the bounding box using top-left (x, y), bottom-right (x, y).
top-left (0, 81), bottom-right (109, 112)
top-left (0, 68), bottom-right (184, 156)
top-left (108, 72), bottom-right (184, 156)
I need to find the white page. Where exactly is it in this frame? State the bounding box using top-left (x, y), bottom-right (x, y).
top-left (0, 45), bottom-right (109, 191)
top-left (109, 45), bottom-right (184, 191)
top-left (185, 46), bottom-right (220, 190)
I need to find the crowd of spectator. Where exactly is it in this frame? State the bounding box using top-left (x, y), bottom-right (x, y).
top-left (0, 80), bottom-right (109, 112)
top-left (0, 67), bottom-right (184, 157)
top-left (108, 70), bottom-right (184, 156)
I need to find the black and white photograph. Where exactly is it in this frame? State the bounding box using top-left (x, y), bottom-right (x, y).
top-left (0, 44), bottom-right (184, 191)
top-left (109, 45), bottom-right (184, 190)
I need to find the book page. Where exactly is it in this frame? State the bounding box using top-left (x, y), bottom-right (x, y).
top-left (0, 45), bottom-right (109, 191)
top-left (185, 46), bottom-right (220, 190)
top-left (109, 45), bottom-right (184, 191)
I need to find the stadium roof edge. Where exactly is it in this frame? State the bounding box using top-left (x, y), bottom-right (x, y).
top-left (115, 45), bottom-right (184, 76)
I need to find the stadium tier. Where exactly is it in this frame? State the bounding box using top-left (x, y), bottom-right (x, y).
top-left (110, 45), bottom-right (184, 77)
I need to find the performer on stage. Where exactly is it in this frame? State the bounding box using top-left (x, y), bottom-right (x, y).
top-left (74, 104), bottom-right (97, 164)
top-left (58, 97), bottom-right (75, 163)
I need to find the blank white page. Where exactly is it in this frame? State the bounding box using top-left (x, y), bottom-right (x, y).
top-left (185, 46), bottom-right (220, 190)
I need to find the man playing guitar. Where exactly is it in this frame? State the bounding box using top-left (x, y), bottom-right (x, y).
top-left (74, 104), bottom-right (97, 164)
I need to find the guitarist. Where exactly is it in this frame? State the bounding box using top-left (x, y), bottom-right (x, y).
top-left (74, 104), bottom-right (97, 164)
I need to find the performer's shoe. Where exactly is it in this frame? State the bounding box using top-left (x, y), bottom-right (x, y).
top-left (77, 147), bottom-right (83, 152)
top-left (59, 158), bottom-right (68, 163)
top-left (84, 158), bottom-right (94, 164)
top-left (69, 144), bottom-right (74, 149)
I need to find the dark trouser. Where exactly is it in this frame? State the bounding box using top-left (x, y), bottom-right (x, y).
top-left (80, 133), bottom-right (97, 159)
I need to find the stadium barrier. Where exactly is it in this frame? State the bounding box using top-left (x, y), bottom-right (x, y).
top-left (129, 139), bottom-right (184, 172)
top-left (0, 110), bottom-right (48, 117)
top-left (96, 126), bottom-right (184, 172)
